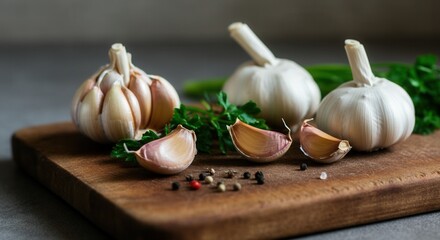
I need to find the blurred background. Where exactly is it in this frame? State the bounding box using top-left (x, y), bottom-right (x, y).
top-left (1, 0), bottom-right (439, 44)
top-left (1, 1), bottom-right (440, 239)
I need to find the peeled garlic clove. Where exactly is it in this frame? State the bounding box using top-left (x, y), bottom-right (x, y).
top-left (300, 119), bottom-right (351, 163)
top-left (133, 125), bottom-right (197, 175)
top-left (101, 83), bottom-right (140, 142)
top-left (227, 119), bottom-right (292, 162)
top-left (76, 86), bottom-right (107, 142)
top-left (128, 73), bottom-right (152, 129)
top-left (147, 76), bottom-right (181, 131)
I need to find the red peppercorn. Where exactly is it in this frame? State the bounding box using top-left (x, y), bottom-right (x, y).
top-left (190, 180), bottom-right (201, 190)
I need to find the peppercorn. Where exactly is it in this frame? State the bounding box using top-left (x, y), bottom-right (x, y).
top-left (225, 169), bottom-right (237, 178)
top-left (205, 176), bottom-right (214, 184)
top-left (233, 182), bottom-right (242, 191)
top-left (208, 168), bottom-right (216, 175)
top-left (300, 163), bottom-right (308, 171)
top-left (218, 183), bottom-right (226, 192)
top-left (185, 174), bottom-right (194, 182)
top-left (171, 182), bottom-right (180, 190)
top-left (199, 173), bottom-right (206, 181)
top-left (256, 175), bottom-right (265, 185)
top-left (243, 172), bottom-right (251, 179)
top-left (190, 180), bottom-right (201, 190)
top-left (255, 171), bottom-right (264, 179)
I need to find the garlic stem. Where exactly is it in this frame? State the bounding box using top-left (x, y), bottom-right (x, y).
top-left (229, 22), bottom-right (277, 66)
top-left (109, 43), bottom-right (130, 86)
top-left (344, 39), bottom-right (375, 86)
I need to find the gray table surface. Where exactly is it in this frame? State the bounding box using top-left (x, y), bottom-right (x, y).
top-left (1, 42), bottom-right (440, 239)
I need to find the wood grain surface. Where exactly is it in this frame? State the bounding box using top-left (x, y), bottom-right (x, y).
top-left (11, 122), bottom-right (440, 240)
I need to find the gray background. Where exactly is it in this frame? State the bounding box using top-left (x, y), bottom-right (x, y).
top-left (1, 0), bottom-right (440, 239)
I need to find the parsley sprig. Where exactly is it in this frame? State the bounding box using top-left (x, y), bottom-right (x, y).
top-left (111, 92), bottom-right (268, 161)
top-left (183, 54), bottom-right (440, 135)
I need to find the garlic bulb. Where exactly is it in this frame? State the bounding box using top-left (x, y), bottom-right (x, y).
top-left (125, 125), bottom-right (197, 175)
top-left (71, 43), bottom-right (180, 143)
top-left (227, 118), bottom-right (292, 162)
top-left (223, 22), bottom-right (321, 130)
top-left (300, 119), bottom-right (351, 163)
top-left (315, 40), bottom-right (415, 151)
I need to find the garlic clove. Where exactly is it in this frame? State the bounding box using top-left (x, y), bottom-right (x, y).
top-left (128, 73), bottom-right (152, 129)
top-left (300, 119), bottom-right (351, 163)
top-left (147, 76), bottom-right (181, 131)
top-left (227, 119), bottom-right (292, 162)
top-left (76, 86), bottom-right (108, 143)
top-left (98, 70), bottom-right (123, 94)
top-left (121, 86), bottom-right (142, 133)
top-left (101, 83), bottom-right (139, 142)
top-left (71, 77), bottom-right (96, 124)
top-left (133, 125), bottom-right (197, 175)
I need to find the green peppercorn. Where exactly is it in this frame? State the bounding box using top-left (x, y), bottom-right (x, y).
top-left (171, 182), bottom-right (180, 190)
top-left (300, 163), bottom-right (308, 171)
top-left (243, 172), bottom-right (251, 179)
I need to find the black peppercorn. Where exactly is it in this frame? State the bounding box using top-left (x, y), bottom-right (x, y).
top-left (256, 176), bottom-right (265, 185)
top-left (185, 174), bottom-right (194, 182)
top-left (171, 182), bottom-right (180, 190)
top-left (199, 173), bottom-right (206, 181)
top-left (255, 171), bottom-right (264, 179)
top-left (300, 163), bottom-right (308, 171)
top-left (243, 172), bottom-right (251, 179)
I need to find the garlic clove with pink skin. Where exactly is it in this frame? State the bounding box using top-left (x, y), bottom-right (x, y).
top-left (300, 119), bottom-right (351, 163)
top-left (227, 118), bottom-right (292, 162)
top-left (125, 125), bottom-right (197, 175)
top-left (146, 76), bottom-right (181, 131)
top-left (71, 43), bottom-right (180, 143)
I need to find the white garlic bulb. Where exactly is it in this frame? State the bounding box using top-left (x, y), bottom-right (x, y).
top-left (223, 22), bottom-right (321, 130)
top-left (315, 40), bottom-right (415, 151)
top-left (71, 43), bottom-right (180, 143)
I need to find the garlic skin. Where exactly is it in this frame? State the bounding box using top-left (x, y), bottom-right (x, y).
top-left (315, 40), bottom-right (415, 151)
top-left (227, 118), bottom-right (292, 162)
top-left (129, 125), bottom-right (197, 175)
top-left (71, 43), bottom-right (180, 143)
top-left (223, 22), bottom-right (321, 131)
top-left (300, 119), bottom-right (351, 163)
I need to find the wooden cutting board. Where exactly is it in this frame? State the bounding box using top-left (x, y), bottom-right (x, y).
top-left (11, 122), bottom-right (440, 240)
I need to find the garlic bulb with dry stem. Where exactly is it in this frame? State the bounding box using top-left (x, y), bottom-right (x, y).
top-left (300, 119), bottom-right (351, 163)
top-left (227, 118), bottom-right (292, 162)
top-left (315, 40), bottom-right (415, 151)
top-left (222, 22), bottom-right (321, 131)
top-left (125, 125), bottom-right (197, 175)
top-left (71, 43), bottom-right (180, 143)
